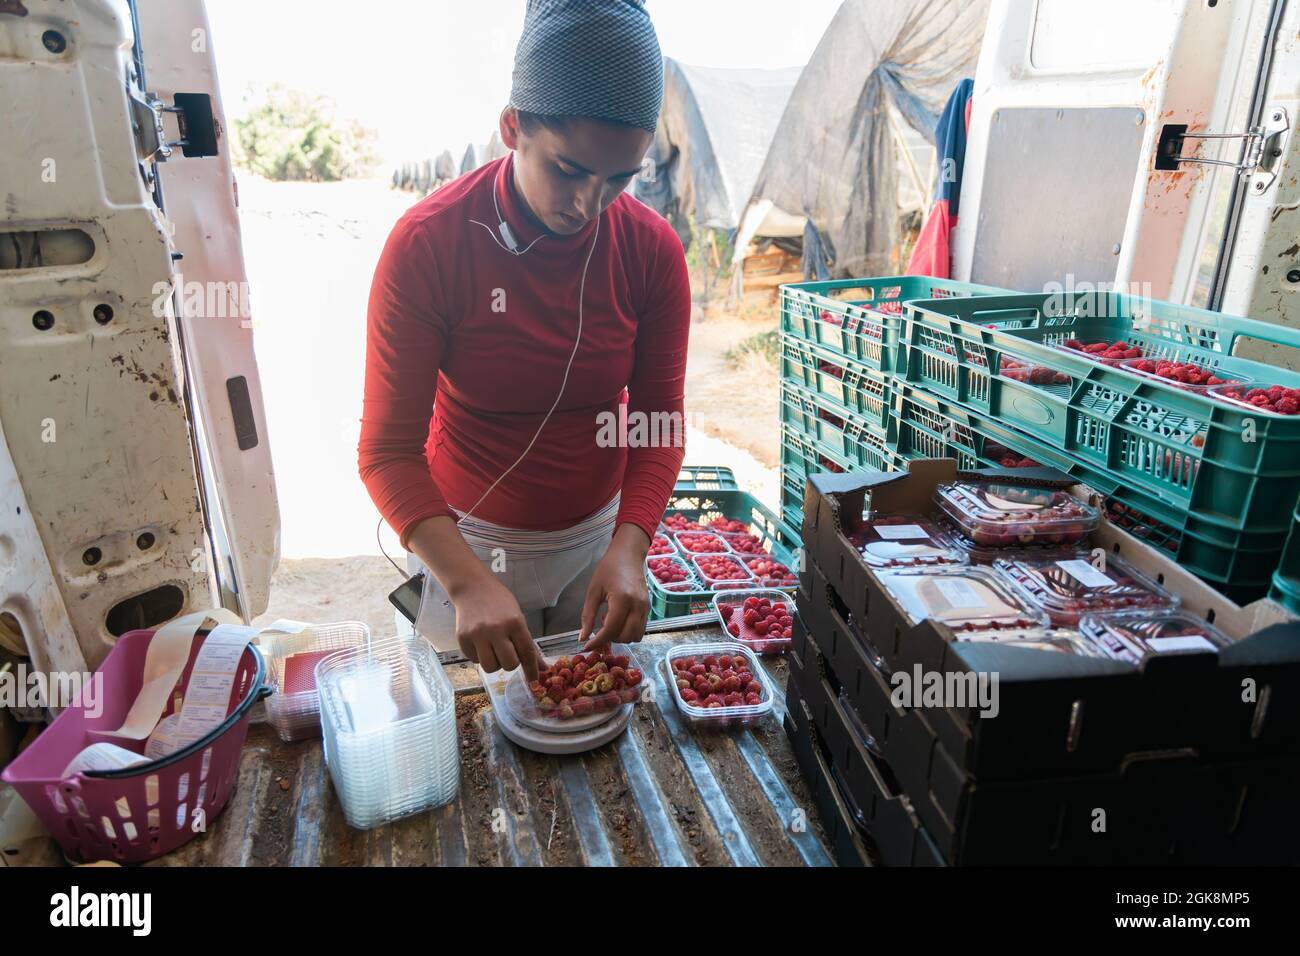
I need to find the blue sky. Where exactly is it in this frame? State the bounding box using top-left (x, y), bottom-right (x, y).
top-left (207, 0), bottom-right (842, 166)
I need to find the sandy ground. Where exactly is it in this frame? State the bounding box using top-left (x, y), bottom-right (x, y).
top-left (239, 177), bottom-right (782, 634)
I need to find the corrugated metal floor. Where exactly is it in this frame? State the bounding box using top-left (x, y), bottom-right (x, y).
top-left (131, 627), bottom-right (836, 867)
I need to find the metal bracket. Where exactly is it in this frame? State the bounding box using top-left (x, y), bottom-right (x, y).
top-left (128, 87), bottom-right (219, 162)
top-left (1163, 108), bottom-right (1289, 192)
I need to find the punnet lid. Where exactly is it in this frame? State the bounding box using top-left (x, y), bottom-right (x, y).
top-left (1077, 610), bottom-right (1231, 664)
top-left (993, 553), bottom-right (1178, 625)
top-left (876, 566), bottom-right (1048, 632)
top-left (934, 480), bottom-right (1099, 548)
top-left (849, 513), bottom-right (968, 568)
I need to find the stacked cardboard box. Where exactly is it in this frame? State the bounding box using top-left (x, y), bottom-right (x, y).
top-left (784, 459), bottom-right (1300, 865)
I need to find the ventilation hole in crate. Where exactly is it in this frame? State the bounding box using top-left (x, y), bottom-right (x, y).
top-left (123, 821), bottom-right (138, 842)
top-left (175, 803), bottom-right (188, 830)
top-left (71, 796), bottom-right (89, 818)
top-left (196, 782), bottom-right (208, 806)
top-left (147, 809), bottom-right (160, 831)
top-left (47, 786), bottom-right (67, 815)
top-left (115, 796), bottom-right (131, 819)
top-left (176, 772), bottom-right (190, 802)
top-left (200, 747), bottom-right (213, 780)
top-left (145, 774), bottom-right (159, 806)
top-left (100, 817), bottom-right (116, 840)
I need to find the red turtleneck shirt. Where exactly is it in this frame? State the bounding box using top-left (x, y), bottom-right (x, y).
top-left (359, 155), bottom-right (691, 549)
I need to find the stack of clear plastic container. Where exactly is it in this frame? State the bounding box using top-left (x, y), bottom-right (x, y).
top-left (316, 636), bottom-right (459, 829)
top-left (259, 621), bottom-right (371, 742)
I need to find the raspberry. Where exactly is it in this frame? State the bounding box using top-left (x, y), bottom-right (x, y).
top-left (1276, 398), bottom-right (1299, 415)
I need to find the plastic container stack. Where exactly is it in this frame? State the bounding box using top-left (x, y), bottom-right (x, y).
top-left (316, 636), bottom-right (459, 830)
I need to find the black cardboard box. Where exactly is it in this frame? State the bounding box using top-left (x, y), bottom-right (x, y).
top-left (799, 459), bottom-right (1300, 780)
top-left (782, 676), bottom-right (873, 867)
top-left (795, 576), bottom-right (1300, 864)
top-left (788, 629), bottom-right (946, 866)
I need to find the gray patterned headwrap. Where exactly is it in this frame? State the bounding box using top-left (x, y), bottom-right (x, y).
top-left (510, 0), bottom-right (664, 132)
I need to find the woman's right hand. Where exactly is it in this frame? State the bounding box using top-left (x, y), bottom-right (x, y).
top-left (449, 573), bottom-right (545, 681)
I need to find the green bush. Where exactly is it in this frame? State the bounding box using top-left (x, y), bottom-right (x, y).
top-left (233, 86), bottom-right (378, 182)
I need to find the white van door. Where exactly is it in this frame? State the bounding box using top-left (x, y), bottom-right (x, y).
top-left (953, 0), bottom-right (1296, 338)
top-left (0, 0), bottom-right (277, 674)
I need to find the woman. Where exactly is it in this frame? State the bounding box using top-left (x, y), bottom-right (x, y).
top-left (359, 0), bottom-right (690, 682)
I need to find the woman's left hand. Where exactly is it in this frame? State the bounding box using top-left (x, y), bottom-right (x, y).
top-left (579, 524), bottom-right (652, 651)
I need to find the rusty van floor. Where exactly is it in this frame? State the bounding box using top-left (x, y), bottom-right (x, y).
top-left (124, 629), bottom-right (833, 867)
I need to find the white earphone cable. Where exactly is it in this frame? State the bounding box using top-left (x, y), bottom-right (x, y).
top-left (458, 212), bottom-right (601, 524)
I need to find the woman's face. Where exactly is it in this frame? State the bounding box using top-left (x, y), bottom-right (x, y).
top-left (500, 107), bottom-right (653, 236)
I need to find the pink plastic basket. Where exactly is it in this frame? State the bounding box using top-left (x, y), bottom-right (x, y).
top-left (1, 627), bottom-right (268, 864)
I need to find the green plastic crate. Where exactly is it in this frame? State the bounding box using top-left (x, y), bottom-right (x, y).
top-left (899, 290), bottom-right (1300, 535)
top-left (891, 385), bottom-right (1286, 601)
top-left (1269, 503), bottom-right (1300, 615)
top-left (780, 380), bottom-right (896, 468)
top-left (674, 465), bottom-right (740, 491)
top-left (781, 275), bottom-right (1010, 373)
top-left (780, 334), bottom-right (894, 425)
top-left (648, 482), bottom-right (802, 620)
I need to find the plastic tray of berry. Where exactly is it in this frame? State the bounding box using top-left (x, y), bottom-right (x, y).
top-left (1056, 338), bottom-right (1145, 366)
top-left (648, 533), bottom-right (678, 557)
top-left (717, 529), bottom-right (768, 555)
top-left (522, 647), bottom-right (645, 721)
top-left (1208, 382), bottom-right (1300, 416)
top-left (673, 531), bottom-right (732, 555)
top-left (661, 514), bottom-right (705, 534)
top-left (691, 553), bottom-right (757, 589)
top-left (875, 566), bottom-right (1049, 632)
top-left (992, 553), bottom-right (1178, 626)
top-left (739, 554), bottom-right (798, 587)
top-left (847, 512), bottom-right (967, 568)
top-left (663, 642), bottom-right (776, 728)
top-left (646, 554), bottom-right (700, 592)
top-left (934, 480), bottom-right (1099, 548)
top-left (934, 515), bottom-right (1085, 565)
top-left (1118, 357), bottom-right (1249, 392)
top-left (713, 589), bottom-right (796, 654)
top-left (1076, 609), bottom-right (1232, 665)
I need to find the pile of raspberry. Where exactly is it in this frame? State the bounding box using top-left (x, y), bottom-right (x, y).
top-left (1126, 358), bottom-right (1234, 387)
top-left (648, 556), bottom-right (692, 585)
top-left (693, 554), bottom-right (752, 583)
top-left (670, 652), bottom-right (764, 708)
top-left (528, 651), bottom-right (643, 719)
top-left (719, 594), bottom-right (794, 641)
top-left (1063, 339), bottom-right (1143, 361)
top-left (1216, 384), bottom-right (1300, 415)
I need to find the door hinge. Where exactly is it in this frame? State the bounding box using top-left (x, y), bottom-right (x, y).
top-left (1156, 107), bottom-right (1289, 192)
top-left (129, 88), bottom-right (220, 163)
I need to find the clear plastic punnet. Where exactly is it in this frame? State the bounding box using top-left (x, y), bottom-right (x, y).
top-left (648, 533), bottom-right (678, 557)
top-left (993, 553), bottom-right (1178, 626)
top-left (876, 566), bottom-right (1048, 632)
top-left (691, 553), bottom-right (757, 589)
top-left (646, 554), bottom-right (699, 592)
top-left (1118, 356), bottom-right (1250, 393)
top-left (739, 554), bottom-right (798, 587)
top-left (934, 515), bottom-right (1083, 566)
top-left (517, 646), bottom-right (644, 721)
top-left (848, 513), bottom-right (967, 568)
top-left (712, 589), bottom-right (795, 654)
top-left (718, 529), bottom-right (769, 555)
top-left (259, 621), bottom-right (370, 742)
top-left (673, 531), bottom-right (731, 555)
top-left (935, 480), bottom-right (1099, 548)
top-left (1077, 610), bottom-right (1232, 664)
top-left (959, 627), bottom-right (1111, 657)
top-left (316, 636), bottom-right (459, 830)
top-left (663, 642), bottom-right (775, 729)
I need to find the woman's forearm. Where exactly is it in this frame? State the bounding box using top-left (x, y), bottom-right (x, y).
top-left (406, 515), bottom-right (495, 599)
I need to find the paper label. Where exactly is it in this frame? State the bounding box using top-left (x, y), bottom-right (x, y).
top-left (874, 524), bottom-right (928, 540)
top-left (1147, 635), bottom-right (1217, 653)
top-left (934, 578), bottom-right (985, 608)
top-left (144, 714), bottom-right (181, 760)
top-left (63, 743), bottom-right (150, 777)
top-left (95, 608), bottom-right (241, 741)
top-left (1057, 559), bottom-right (1114, 588)
top-left (168, 624), bottom-right (258, 750)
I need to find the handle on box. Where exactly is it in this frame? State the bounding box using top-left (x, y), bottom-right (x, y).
top-left (1196, 308), bottom-right (1300, 356)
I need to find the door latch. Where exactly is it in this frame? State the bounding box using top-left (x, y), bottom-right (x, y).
top-left (1155, 107), bottom-right (1289, 192)
top-left (129, 88), bottom-right (220, 162)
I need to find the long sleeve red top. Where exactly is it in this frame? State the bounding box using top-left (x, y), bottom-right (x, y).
top-left (360, 155), bottom-right (691, 550)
